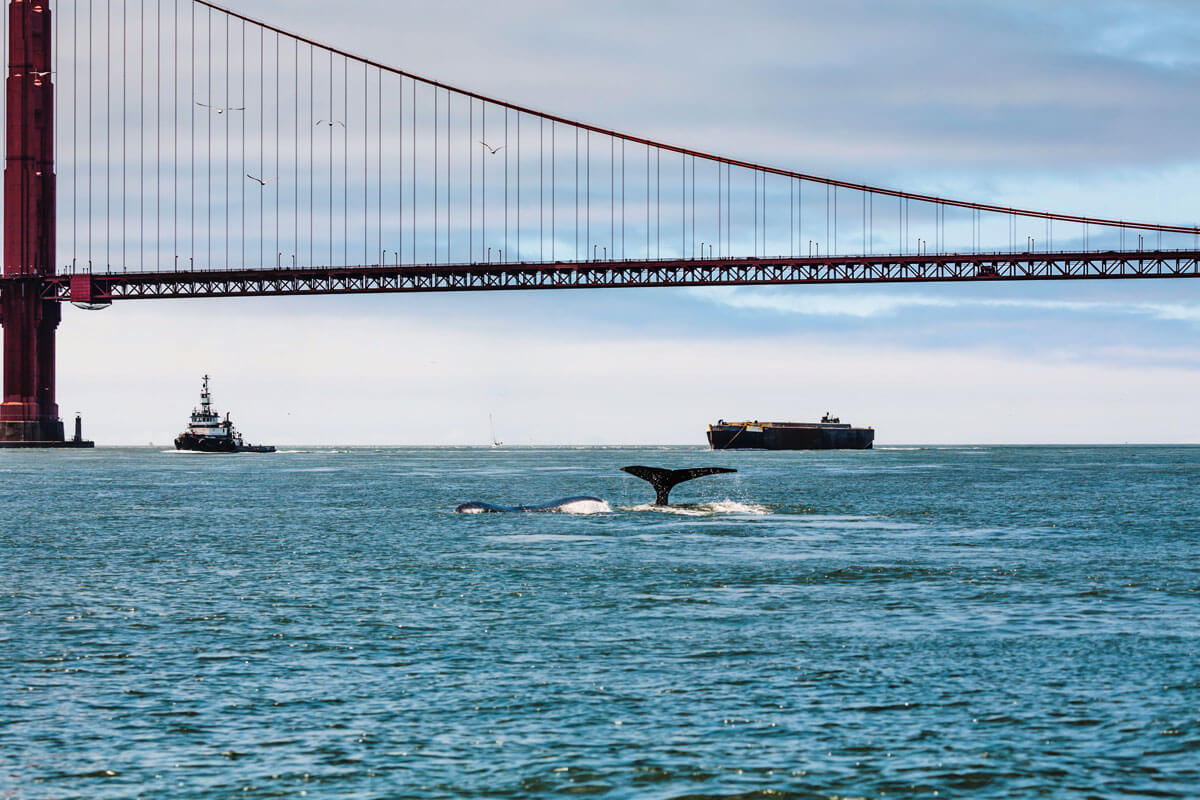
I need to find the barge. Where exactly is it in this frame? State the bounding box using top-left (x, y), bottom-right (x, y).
top-left (707, 413), bottom-right (873, 450)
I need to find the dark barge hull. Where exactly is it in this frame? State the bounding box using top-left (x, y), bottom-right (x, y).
top-left (707, 425), bottom-right (874, 450)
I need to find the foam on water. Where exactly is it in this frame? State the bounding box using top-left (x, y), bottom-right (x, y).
top-left (700, 499), bottom-right (770, 515)
top-left (620, 499), bottom-right (770, 516)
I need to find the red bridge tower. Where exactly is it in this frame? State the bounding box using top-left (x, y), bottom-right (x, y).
top-left (0, 0), bottom-right (79, 446)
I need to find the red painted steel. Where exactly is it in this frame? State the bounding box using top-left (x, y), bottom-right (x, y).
top-left (1, 0), bottom-right (62, 442)
top-left (32, 250), bottom-right (1200, 302)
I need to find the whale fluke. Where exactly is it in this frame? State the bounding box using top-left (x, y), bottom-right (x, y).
top-left (620, 466), bottom-right (737, 506)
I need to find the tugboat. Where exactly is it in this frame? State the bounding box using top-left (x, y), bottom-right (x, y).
top-left (174, 375), bottom-right (276, 453)
top-left (707, 413), bottom-right (874, 450)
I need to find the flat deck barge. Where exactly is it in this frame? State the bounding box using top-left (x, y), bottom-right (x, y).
top-left (707, 414), bottom-right (873, 450)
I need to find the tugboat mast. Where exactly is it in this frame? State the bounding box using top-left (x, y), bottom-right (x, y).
top-left (200, 374), bottom-right (213, 415)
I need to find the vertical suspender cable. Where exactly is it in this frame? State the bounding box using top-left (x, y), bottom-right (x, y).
top-left (377, 70), bottom-right (381, 263)
top-left (475, 102), bottom-right (480, 260)
top-left (240, 20), bottom-right (245, 267)
top-left (205, 6), bottom-right (211, 268)
top-left (586, 130), bottom-right (590, 258)
top-left (551, 122), bottom-right (555, 260)
top-left (403, 76), bottom-right (408, 262)
top-left (258, 26), bottom-right (263, 267)
top-left (307, 47), bottom-right (315, 264)
top-left (88, 1), bottom-right (94, 263)
top-left (189, 2), bottom-right (195, 267)
top-left (327, 50), bottom-right (332, 265)
top-left (429, 83), bottom-right (434, 262)
top-left (790, 176), bottom-right (794, 258)
top-left (799, 179), bottom-right (804, 258)
top-left (504, 108), bottom-right (508, 261)
top-left (138, 0), bottom-right (144, 267)
top-left (469, 100), bottom-right (473, 260)
top-left (171, 0), bottom-right (175, 266)
top-left (224, 16), bottom-right (229, 267)
top-left (73, 2), bottom-right (78, 265)
top-left (155, 1), bottom-right (161, 267)
top-left (540, 118), bottom-right (546, 260)
top-left (516, 111), bottom-right (520, 259)
top-left (362, 63), bottom-right (367, 264)
top-left (107, 0), bottom-right (112, 268)
top-left (574, 127), bottom-right (578, 260)
top-left (295, 40), bottom-right (299, 265)
top-left (410, 78), bottom-right (415, 263)
top-left (343, 57), bottom-right (347, 266)
top-left (275, 32), bottom-right (279, 266)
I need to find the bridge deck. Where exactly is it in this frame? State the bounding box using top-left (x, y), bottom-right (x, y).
top-left (20, 250), bottom-right (1200, 303)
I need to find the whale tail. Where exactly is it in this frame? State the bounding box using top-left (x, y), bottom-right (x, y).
top-left (620, 466), bottom-right (737, 506)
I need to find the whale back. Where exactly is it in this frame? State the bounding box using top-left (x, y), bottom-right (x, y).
top-left (455, 495), bottom-right (607, 513)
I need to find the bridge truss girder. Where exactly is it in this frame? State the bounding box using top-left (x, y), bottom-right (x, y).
top-left (19, 250), bottom-right (1200, 303)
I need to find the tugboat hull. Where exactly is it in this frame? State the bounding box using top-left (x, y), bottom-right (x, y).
top-left (174, 433), bottom-right (236, 452)
top-left (174, 433), bottom-right (275, 453)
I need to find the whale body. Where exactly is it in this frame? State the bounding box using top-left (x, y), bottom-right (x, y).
top-left (454, 495), bottom-right (609, 514)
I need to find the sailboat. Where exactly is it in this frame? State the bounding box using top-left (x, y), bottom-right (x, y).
top-left (489, 413), bottom-right (503, 448)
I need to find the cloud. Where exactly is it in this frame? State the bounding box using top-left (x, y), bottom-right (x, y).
top-left (57, 299), bottom-right (1200, 445)
top-left (689, 286), bottom-right (1200, 323)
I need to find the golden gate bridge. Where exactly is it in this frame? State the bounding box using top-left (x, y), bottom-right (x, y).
top-left (2, 0), bottom-right (1198, 445)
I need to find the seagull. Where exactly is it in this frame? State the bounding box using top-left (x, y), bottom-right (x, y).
top-left (31, 70), bottom-right (54, 77)
top-left (246, 174), bottom-right (275, 186)
top-left (479, 140), bottom-right (504, 155)
top-left (316, 119), bottom-right (345, 128)
top-left (197, 102), bottom-right (245, 114)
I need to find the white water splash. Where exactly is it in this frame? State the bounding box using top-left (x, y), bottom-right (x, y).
top-left (555, 499), bottom-right (612, 515)
top-left (620, 500), bottom-right (769, 516)
top-left (699, 500), bottom-right (770, 515)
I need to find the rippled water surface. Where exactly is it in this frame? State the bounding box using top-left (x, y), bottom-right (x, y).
top-left (3, 445), bottom-right (1199, 798)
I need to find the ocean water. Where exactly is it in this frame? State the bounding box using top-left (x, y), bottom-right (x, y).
top-left (3, 445), bottom-right (1199, 799)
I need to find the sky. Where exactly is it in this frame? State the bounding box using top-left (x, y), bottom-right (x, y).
top-left (52, 0), bottom-right (1200, 445)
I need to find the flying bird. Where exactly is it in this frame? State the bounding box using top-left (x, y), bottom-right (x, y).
top-left (246, 174), bottom-right (275, 186)
top-left (479, 140), bottom-right (504, 155)
top-left (197, 102), bottom-right (245, 114)
top-left (31, 70), bottom-right (54, 77)
top-left (316, 119), bottom-right (345, 128)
